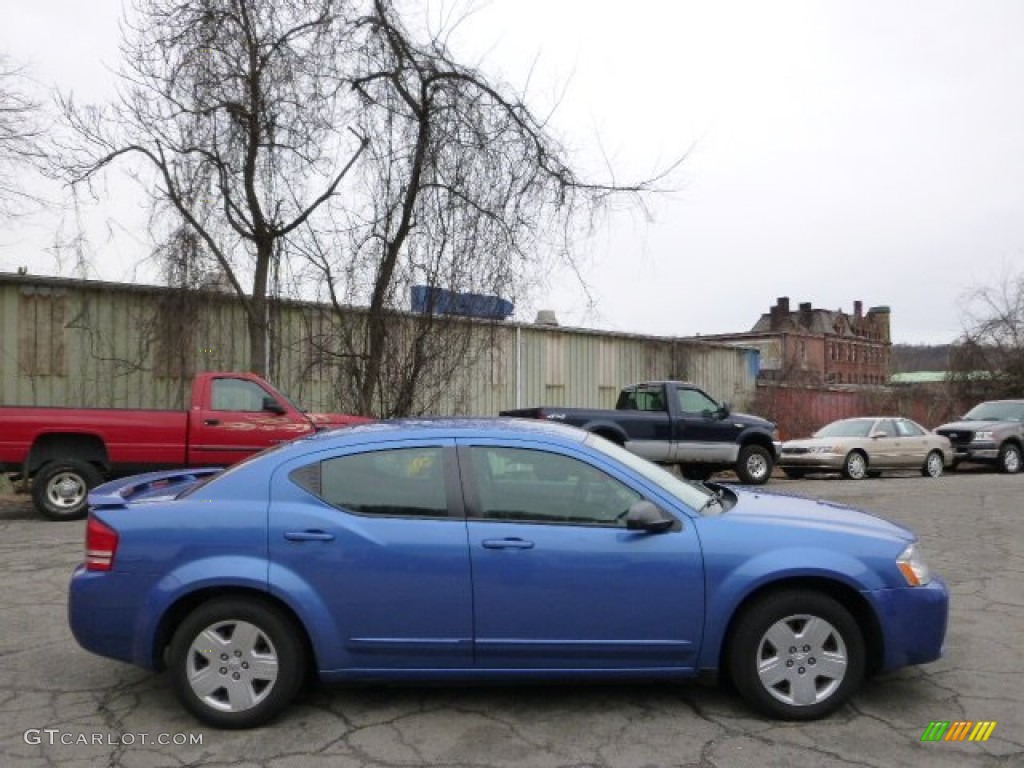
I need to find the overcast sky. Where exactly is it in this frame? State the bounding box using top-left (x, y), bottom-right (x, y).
top-left (3, 0), bottom-right (1023, 344)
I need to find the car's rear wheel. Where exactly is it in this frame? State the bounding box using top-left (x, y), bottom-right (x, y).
top-left (998, 443), bottom-right (1021, 474)
top-left (32, 460), bottom-right (101, 521)
top-left (727, 590), bottom-right (865, 720)
top-left (169, 599), bottom-right (306, 729)
top-left (922, 450), bottom-right (944, 478)
top-left (736, 445), bottom-right (773, 485)
top-left (841, 451), bottom-right (868, 480)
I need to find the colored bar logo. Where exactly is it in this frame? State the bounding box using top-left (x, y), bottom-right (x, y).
top-left (921, 721), bottom-right (997, 742)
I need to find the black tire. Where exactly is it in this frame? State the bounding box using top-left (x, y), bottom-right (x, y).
top-left (841, 451), bottom-right (868, 480)
top-left (781, 469), bottom-right (805, 480)
top-left (727, 590), bottom-right (865, 720)
top-left (736, 445), bottom-right (773, 485)
top-left (997, 443), bottom-right (1022, 474)
top-left (168, 598), bottom-right (307, 729)
top-left (921, 450), bottom-right (944, 478)
top-left (681, 466), bottom-right (713, 481)
top-left (31, 460), bottom-right (102, 521)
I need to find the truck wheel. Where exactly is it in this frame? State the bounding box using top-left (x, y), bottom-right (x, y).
top-left (169, 598), bottom-right (306, 729)
top-left (736, 445), bottom-right (773, 485)
top-left (32, 460), bottom-right (102, 521)
top-left (727, 590), bottom-right (865, 720)
top-left (998, 443), bottom-right (1021, 474)
top-left (681, 466), bottom-right (713, 481)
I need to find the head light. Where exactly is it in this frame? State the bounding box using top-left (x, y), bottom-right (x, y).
top-left (896, 543), bottom-right (931, 586)
top-left (974, 430), bottom-right (994, 441)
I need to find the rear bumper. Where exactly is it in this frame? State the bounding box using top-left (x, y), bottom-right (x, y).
top-left (865, 577), bottom-right (949, 671)
top-left (68, 566), bottom-right (158, 669)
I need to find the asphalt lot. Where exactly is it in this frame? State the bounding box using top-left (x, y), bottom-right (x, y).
top-left (0, 471), bottom-right (1021, 768)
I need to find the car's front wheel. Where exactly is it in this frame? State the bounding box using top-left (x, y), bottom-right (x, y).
top-left (841, 451), bottom-right (868, 480)
top-left (736, 445), bottom-right (773, 485)
top-left (998, 443), bottom-right (1022, 474)
top-left (168, 598), bottom-right (306, 729)
top-left (922, 450), bottom-right (944, 478)
top-left (727, 590), bottom-right (865, 720)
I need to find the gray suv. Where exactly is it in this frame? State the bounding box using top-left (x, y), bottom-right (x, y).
top-left (935, 400), bottom-right (1024, 473)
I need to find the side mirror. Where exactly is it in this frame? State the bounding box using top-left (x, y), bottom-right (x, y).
top-left (718, 402), bottom-right (731, 418)
top-left (262, 397), bottom-right (286, 415)
top-left (624, 501), bottom-right (676, 533)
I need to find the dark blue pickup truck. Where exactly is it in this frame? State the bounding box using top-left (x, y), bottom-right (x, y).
top-left (501, 381), bottom-right (780, 484)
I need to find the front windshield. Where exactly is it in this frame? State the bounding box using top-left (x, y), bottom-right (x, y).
top-left (814, 419), bottom-right (874, 438)
top-left (963, 401), bottom-right (1024, 422)
top-left (584, 433), bottom-right (713, 511)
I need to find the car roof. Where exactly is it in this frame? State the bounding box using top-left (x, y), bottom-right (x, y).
top-left (276, 416), bottom-right (588, 459)
top-left (831, 416), bottom-right (912, 422)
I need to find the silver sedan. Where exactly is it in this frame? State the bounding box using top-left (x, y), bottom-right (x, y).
top-left (779, 417), bottom-right (953, 480)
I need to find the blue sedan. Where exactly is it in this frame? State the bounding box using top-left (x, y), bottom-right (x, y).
top-left (69, 419), bottom-right (948, 728)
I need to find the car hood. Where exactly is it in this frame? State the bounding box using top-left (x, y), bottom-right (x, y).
top-left (935, 419), bottom-right (1010, 432)
top-left (782, 436), bottom-right (845, 450)
top-left (728, 411), bottom-right (775, 429)
top-left (718, 486), bottom-right (914, 541)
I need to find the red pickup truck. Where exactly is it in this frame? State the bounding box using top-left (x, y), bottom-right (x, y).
top-left (0, 372), bottom-right (369, 521)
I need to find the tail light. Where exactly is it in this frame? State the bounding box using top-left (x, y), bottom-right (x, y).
top-left (85, 516), bottom-right (119, 571)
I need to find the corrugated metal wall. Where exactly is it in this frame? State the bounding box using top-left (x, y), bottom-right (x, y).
top-left (0, 274), bottom-right (757, 414)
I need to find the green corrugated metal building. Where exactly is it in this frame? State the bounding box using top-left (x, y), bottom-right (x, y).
top-left (0, 272), bottom-right (759, 415)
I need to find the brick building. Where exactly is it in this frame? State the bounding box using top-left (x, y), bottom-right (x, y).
top-left (702, 297), bottom-right (892, 386)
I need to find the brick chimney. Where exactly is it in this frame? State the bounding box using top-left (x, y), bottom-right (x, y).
top-left (854, 300), bottom-right (863, 318)
top-left (798, 302), bottom-right (813, 329)
top-left (770, 297), bottom-right (791, 330)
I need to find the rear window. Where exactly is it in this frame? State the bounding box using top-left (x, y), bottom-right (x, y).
top-left (290, 447), bottom-right (449, 518)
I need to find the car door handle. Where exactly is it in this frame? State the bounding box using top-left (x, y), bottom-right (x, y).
top-left (284, 530), bottom-right (335, 542)
top-left (482, 538), bottom-right (535, 550)
top-left (204, 419), bottom-right (221, 426)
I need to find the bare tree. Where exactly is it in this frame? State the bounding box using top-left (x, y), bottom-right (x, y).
top-left (56, 0), bottom-right (676, 414)
top-left (0, 53), bottom-right (46, 220)
top-left (56, 0), bottom-right (368, 376)
top-left (952, 270), bottom-right (1024, 398)
top-left (297, 1), bottom-right (672, 415)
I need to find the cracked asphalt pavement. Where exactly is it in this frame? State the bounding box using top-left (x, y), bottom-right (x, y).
top-left (0, 472), bottom-right (1021, 767)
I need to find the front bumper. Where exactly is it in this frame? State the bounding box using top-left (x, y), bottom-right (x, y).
top-left (951, 443), bottom-right (999, 462)
top-left (778, 452), bottom-right (846, 471)
top-left (865, 577), bottom-right (949, 671)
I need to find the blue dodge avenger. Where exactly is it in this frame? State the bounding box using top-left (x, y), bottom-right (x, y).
top-left (69, 419), bottom-right (948, 728)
